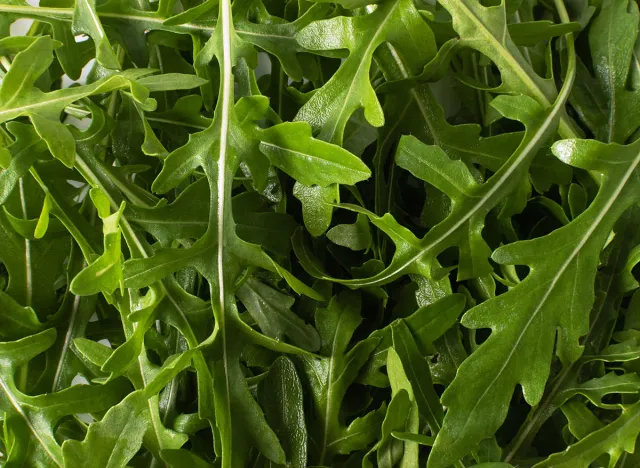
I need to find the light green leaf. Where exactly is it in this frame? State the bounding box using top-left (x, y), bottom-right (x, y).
top-left (326, 214), bottom-right (372, 252)
top-left (72, 0), bottom-right (120, 69)
top-left (70, 189), bottom-right (125, 296)
top-left (259, 122), bottom-right (371, 187)
top-left (294, 0), bottom-right (436, 144)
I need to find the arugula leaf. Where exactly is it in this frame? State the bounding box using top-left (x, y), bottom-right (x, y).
top-left (72, 0), bottom-right (120, 69)
top-left (533, 400), bottom-right (640, 468)
top-left (69, 189), bottom-right (125, 296)
top-left (385, 348), bottom-right (419, 467)
top-left (587, 0), bottom-right (640, 143)
top-left (0, 330), bottom-right (130, 467)
top-left (430, 77), bottom-right (640, 468)
top-left (258, 356), bottom-right (308, 468)
top-left (2, 0), bottom-right (640, 466)
top-left (438, 0), bottom-right (580, 138)
top-left (503, 207), bottom-right (640, 461)
top-left (294, 86), bottom-right (573, 286)
top-left (299, 292), bottom-right (383, 465)
top-left (294, 0), bottom-right (436, 145)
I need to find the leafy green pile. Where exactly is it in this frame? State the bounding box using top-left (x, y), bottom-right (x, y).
top-left (2, 0), bottom-right (640, 466)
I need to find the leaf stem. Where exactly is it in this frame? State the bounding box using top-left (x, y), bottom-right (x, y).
top-left (0, 56), bottom-right (11, 72)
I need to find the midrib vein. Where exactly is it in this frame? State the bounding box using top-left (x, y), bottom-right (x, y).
top-left (18, 179), bottom-right (32, 307)
top-left (216, 0), bottom-right (234, 463)
top-left (52, 294), bottom-right (81, 392)
top-left (83, 0), bottom-right (104, 39)
top-left (606, 11), bottom-right (616, 143)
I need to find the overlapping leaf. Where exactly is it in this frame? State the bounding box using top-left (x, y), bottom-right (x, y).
top-left (430, 121), bottom-right (640, 468)
top-left (294, 83), bottom-right (573, 286)
top-left (298, 292), bottom-right (384, 465)
top-left (1, 0), bottom-right (640, 467)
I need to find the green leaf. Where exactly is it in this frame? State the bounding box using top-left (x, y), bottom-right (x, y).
top-left (136, 73), bottom-right (209, 92)
top-left (534, 401), bottom-right (640, 468)
top-left (70, 189), bottom-right (125, 296)
top-left (391, 319), bottom-right (442, 435)
top-left (555, 372), bottom-right (640, 410)
top-left (72, 0), bottom-right (120, 69)
top-left (237, 277), bottom-right (320, 351)
top-left (259, 122), bottom-right (371, 187)
top-left (299, 292), bottom-right (382, 464)
top-left (508, 20), bottom-right (580, 47)
top-left (391, 431), bottom-right (434, 446)
top-left (386, 348), bottom-right (419, 467)
top-left (584, 338), bottom-right (640, 363)
top-left (587, 0), bottom-right (640, 142)
top-left (258, 357), bottom-right (308, 468)
top-left (29, 113), bottom-right (76, 169)
top-left (363, 390), bottom-right (411, 468)
top-left (326, 214), bottom-right (372, 252)
top-left (0, 289), bottom-right (42, 339)
top-left (294, 0), bottom-right (436, 144)
top-left (438, 0), bottom-right (579, 138)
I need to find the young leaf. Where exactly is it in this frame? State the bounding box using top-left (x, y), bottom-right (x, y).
top-left (69, 189), bottom-right (125, 296)
top-left (385, 348), bottom-right (419, 467)
top-left (391, 320), bottom-right (442, 435)
top-left (299, 292), bottom-right (383, 464)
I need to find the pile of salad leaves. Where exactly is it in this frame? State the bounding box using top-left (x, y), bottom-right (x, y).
top-left (1, 0), bottom-right (640, 466)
